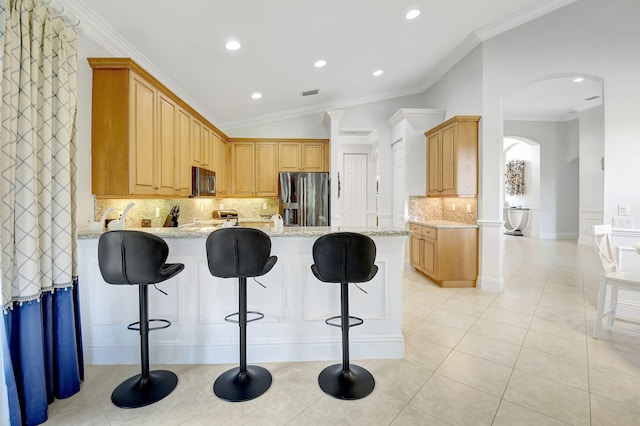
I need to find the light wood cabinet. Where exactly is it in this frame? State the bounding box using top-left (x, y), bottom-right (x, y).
top-left (89, 58), bottom-right (226, 197)
top-left (278, 141), bottom-right (328, 172)
top-left (409, 223), bottom-right (477, 288)
top-left (216, 138), bottom-right (230, 197)
top-left (425, 116), bottom-right (480, 197)
top-left (231, 142), bottom-right (278, 197)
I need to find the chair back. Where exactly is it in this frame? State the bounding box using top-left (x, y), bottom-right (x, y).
top-left (206, 227), bottom-right (277, 278)
top-left (311, 232), bottom-right (378, 284)
top-left (592, 224), bottom-right (618, 274)
top-left (98, 230), bottom-right (171, 285)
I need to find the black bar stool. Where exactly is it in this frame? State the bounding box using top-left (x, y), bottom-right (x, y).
top-left (206, 227), bottom-right (278, 402)
top-left (97, 230), bottom-right (184, 408)
top-left (311, 232), bottom-right (378, 400)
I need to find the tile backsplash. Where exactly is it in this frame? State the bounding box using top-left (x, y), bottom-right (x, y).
top-left (93, 198), bottom-right (279, 229)
top-left (409, 196), bottom-right (477, 225)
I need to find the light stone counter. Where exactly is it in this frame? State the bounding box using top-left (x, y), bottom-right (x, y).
top-left (78, 225), bottom-right (408, 365)
top-left (409, 219), bottom-right (478, 229)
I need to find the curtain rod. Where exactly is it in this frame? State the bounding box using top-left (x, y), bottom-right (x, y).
top-left (41, 0), bottom-right (81, 28)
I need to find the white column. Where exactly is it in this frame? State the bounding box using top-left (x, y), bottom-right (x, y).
top-left (324, 110), bottom-right (344, 226)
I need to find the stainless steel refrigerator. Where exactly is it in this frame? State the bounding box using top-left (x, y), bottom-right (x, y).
top-left (279, 172), bottom-right (330, 226)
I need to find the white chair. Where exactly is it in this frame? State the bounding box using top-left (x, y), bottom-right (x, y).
top-left (592, 224), bottom-right (640, 338)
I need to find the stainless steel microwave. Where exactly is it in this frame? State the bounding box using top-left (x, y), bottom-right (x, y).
top-left (191, 167), bottom-right (216, 197)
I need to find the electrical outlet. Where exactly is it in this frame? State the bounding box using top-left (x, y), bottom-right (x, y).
top-left (117, 211), bottom-right (122, 220)
top-left (613, 216), bottom-right (634, 229)
top-left (466, 204), bottom-right (472, 213)
top-left (219, 203), bottom-right (224, 210)
top-left (451, 204), bottom-right (456, 212)
top-left (200, 203), bottom-right (204, 212)
top-left (263, 202), bottom-right (268, 210)
top-left (618, 203), bottom-right (630, 216)
top-left (155, 207), bottom-right (160, 217)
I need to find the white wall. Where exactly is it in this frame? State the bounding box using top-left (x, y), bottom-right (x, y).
top-left (224, 112), bottom-right (329, 139)
top-left (578, 105), bottom-right (604, 245)
top-left (504, 121), bottom-right (578, 239)
top-left (75, 35), bottom-right (111, 228)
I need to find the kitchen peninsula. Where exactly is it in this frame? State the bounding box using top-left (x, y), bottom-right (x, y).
top-left (78, 225), bottom-right (409, 365)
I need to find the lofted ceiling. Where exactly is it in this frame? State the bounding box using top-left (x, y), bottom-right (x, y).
top-left (58, 0), bottom-right (583, 129)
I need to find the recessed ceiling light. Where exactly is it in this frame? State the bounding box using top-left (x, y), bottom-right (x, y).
top-left (405, 9), bottom-right (421, 20)
top-left (314, 59), bottom-right (327, 68)
top-left (573, 77), bottom-right (584, 83)
top-left (225, 40), bottom-right (241, 51)
top-left (251, 92), bottom-right (262, 100)
top-left (373, 69), bottom-right (384, 77)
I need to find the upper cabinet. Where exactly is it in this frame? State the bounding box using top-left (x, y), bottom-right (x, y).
top-left (89, 58), bottom-right (225, 198)
top-left (278, 141), bottom-right (328, 172)
top-left (425, 116), bottom-right (480, 197)
top-left (231, 141), bottom-right (278, 197)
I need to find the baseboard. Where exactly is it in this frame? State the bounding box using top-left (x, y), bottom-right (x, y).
top-left (83, 335), bottom-right (405, 365)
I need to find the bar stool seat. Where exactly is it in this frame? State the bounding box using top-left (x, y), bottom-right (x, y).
top-left (206, 227), bottom-right (277, 402)
top-left (98, 230), bottom-right (184, 408)
top-left (311, 232), bottom-right (378, 400)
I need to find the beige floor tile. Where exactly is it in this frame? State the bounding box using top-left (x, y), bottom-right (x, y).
top-left (273, 361), bottom-right (330, 406)
top-left (410, 374), bottom-right (500, 426)
top-left (481, 307), bottom-right (533, 329)
top-left (43, 385), bottom-right (109, 426)
top-left (403, 332), bottom-right (451, 371)
top-left (181, 410), bottom-right (222, 425)
top-left (286, 408), bottom-right (334, 426)
top-left (523, 329), bottom-right (588, 363)
top-left (440, 297), bottom-right (489, 316)
top-left (408, 320), bottom-right (467, 348)
top-left (436, 350), bottom-right (512, 397)
top-left (172, 363), bottom-right (227, 408)
top-left (390, 405), bottom-right (451, 426)
top-left (310, 388), bottom-right (405, 426)
top-left (449, 289), bottom-right (498, 306)
top-left (589, 365), bottom-right (640, 407)
top-left (588, 329), bottom-right (640, 354)
top-left (455, 333), bottom-right (521, 367)
top-left (365, 358), bottom-right (432, 403)
top-left (515, 347), bottom-right (588, 391)
top-left (489, 296), bottom-right (538, 315)
top-left (503, 370), bottom-right (590, 425)
top-left (209, 388), bottom-right (305, 426)
top-left (425, 307), bottom-right (479, 331)
top-left (469, 318), bottom-right (528, 345)
top-left (492, 400), bottom-right (568, 426)
top-left (590, 393), bottom-right (640, 426)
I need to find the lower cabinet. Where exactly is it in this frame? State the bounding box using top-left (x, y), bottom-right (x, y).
top-left (409, 223), bottom-right (477, 288)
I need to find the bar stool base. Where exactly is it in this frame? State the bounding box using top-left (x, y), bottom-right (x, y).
top-left (318, 364), bottom-right (375, 400)
top-left (213, 365), bottom-right (272, 402)
top-left (111, 370), bottom-right (178, 408)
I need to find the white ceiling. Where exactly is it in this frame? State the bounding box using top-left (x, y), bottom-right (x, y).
top-left (58, 0), bottom-right (583, 130)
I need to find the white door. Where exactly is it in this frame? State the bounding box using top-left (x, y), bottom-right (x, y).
top-left (392, 140), bottom-right (405, 228)
top-left (343, 154), bottom-right (367, 226)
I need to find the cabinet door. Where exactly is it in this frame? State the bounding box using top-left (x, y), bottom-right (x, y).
top-left (191, 119), bottom-right (203, 166)
top-left (301, 143), bottom-right (325, 171)
top-left (423, 238), bottom-right (436, 277)
top-left (255, 142), bottom-right (278, 196)
top-left (129, 74), bottom-right (157, 194)
top-left (324, 143), bottom-right (330, 172)
top-left (410, 235), bottom-right (422, 269)
top-left (279, 143), bottom-right (301, 171)
top-left (201, 127), bottom-right (211, 169)
top-left (231, 142), bottom-right (254, 196)
top-left (217, 138), bottom-right (228, 196)
top-left (426, 133), bottom-right (440, 196)
top-left (157, 93), bottom-right (177, 195)
top-left (440, 124), bottom-right (457, 195)
top-left (176, 108), bottom-right (192, 195)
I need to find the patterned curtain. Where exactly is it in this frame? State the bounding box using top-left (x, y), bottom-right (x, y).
top-left (0, 0), bottom-right (83, 424)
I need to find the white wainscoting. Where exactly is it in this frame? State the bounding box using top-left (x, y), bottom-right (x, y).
top-left (579, 209), bottom-right (603, 246)
top-left (78, 234), bottom-right (405, 365)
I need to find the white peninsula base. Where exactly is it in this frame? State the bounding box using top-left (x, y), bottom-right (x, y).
top-left (78, 227), bottom-right (408, 365)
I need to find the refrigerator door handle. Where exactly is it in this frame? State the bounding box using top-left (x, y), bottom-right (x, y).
top-left (300, 177), bottom-right (305, 226)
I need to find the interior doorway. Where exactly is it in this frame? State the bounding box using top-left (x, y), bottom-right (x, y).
top-left (342, 153), bottom-right (367, 226)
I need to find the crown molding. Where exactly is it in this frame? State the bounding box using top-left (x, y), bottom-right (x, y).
top-left (386, 108), bottom-right (447, 128)
top-left (419, 0), bottom-right (578, 93)
top-left (56, 0), bottom-right (218, 124)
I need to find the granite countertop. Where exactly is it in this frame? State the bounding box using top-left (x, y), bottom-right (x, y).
top-left (409, 219), bottom-right (478, 229)
top-left (78, 225), bottom-right (411, 239)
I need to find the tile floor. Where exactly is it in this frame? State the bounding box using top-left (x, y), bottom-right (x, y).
top-left (43, 237), bottom-right (640, 425)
